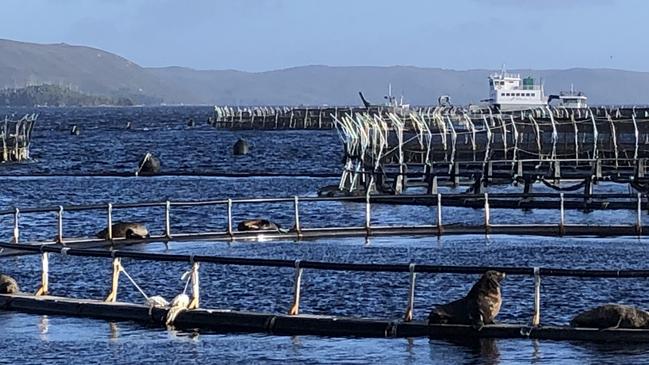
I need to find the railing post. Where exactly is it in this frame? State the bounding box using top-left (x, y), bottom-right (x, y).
top-left (188, 261), bottom-right (200, 309)
top-left (532, 267), bottom-right (541, 327)
top-left (105, 256), bottom-right (121, 302)
top-left (293, 196), bottom-right (302, 239)
top-left (107, 203), bottom-right (113, 240)
top-left (365, 193), bottom-right (371, 235)
top-left (637, 193), bottom-right (643, 236)
top-left (12, 207), bottom-right (19, 244)
top-left (484, 193), bottom-right (490, 233)
top-left (227, 198), bottom-right (233, 238)
top-left (57, 206), bottom-right (64, 244)
top-left (165, 200), bottom-right (171, 239)
top-left (437, 193), bottom-right (443, 235)
top-left (559, 193), bottom-right (565, 235)
top-left (35, 252), bottom-right (49, 296)
top-left (288, 260), bottom-right (303, 315)
top-left (404, 263), bottom-right (416, 322)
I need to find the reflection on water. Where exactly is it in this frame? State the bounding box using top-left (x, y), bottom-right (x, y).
top-left (432, 338), bottom-right (501, 365)
top-left (39, 315), bottom-right (49, 341)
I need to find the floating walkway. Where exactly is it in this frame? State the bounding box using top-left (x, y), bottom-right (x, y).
top-left (3, 294), bottom-right (649, 342)
top-left (1, 191), bottom-right (648, 253)
top-left (3, 243), bottom-right (649, 342)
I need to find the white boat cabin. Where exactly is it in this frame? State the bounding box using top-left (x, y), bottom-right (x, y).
top-left (487, 69), bottom-right (547, 111)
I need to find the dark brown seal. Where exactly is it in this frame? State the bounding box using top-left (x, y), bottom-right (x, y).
top-left (428, 270), bottom-right (506, 329)
top-left (570, 304), bottom-right (649, 329)
top-left (237, 219), bottom-right (280, 232)
top-left (0, 274), bottom-right (20, 294)
top-left (96, 222), bottom-right (150, 239)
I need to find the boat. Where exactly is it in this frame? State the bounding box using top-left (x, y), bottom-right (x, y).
top-left (483, 67), bottom-right (547, 111)
top-left (556, 85), bottom-right (588, 108)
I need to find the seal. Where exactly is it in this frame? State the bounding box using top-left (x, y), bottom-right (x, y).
top-left (570, 304), bottom-right (649, 329)
top-left (0, 274), bottom-right (20, 294)
top-left (96, 222), bottom-right (150, 239)
top-left (233, 138), bottom-right (250, 155)
top-left (137, 152), bottom-right (161, 175)
top-left (237, 219), bottom-right (281, 232)
top-left (428, 270), bottom-right (506, 329)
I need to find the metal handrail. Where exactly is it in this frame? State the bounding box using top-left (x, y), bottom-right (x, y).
top-left (4, 241), bottom-right (649, 324)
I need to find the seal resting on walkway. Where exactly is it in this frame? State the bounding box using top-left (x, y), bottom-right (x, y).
top-left (428, 270), bottom-right (506, 330)
top-left (237, 219), bottom-right (281, 232)
top-left (570, 304), bottom-right (649, 329)
top-left (96, 222), bottom-right (150, 239)
top-left (0, 274), bottom-right (20, 294)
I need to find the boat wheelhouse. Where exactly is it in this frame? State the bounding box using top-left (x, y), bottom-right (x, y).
top-left (558, 87), bottom-right (588, 108)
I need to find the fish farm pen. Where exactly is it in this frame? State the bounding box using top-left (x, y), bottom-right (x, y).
top-left (327, 105), bottom-right (649, 199)
top-left (208, 104), bottom-right (649, 213)
top-left (6, 104), bottom-right (649, 345)
top-left (211, 105), bottom-right (390, 129)
top-left (0, 114), bottom-right (37, 162)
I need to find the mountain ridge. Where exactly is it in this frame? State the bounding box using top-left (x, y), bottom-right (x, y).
top-left (2, 38), bottom-right (649, 105)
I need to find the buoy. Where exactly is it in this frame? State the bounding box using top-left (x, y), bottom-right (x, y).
top-left (187, 118), bottom-right (195, 127)
top-left (136, 152), bottom-right (161, 176)
top-left (233, 138), bottom-right (250, 155)
top-left (71, 125), bottom-right (80, 135)
top-left (166, 293), bottom-right (190, 327)
top-left (126, 121), bottom-right (132, 129)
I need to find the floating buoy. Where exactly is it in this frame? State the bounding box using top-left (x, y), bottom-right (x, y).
top-left (136, 152), bottom-right (161, 176)
top-left (126, 121), bottom-right (132, 129)
top-left (187, 118), bottom-right (195, 127)
top-left (71, 125), bottom-right (80, 135)
top-left (166, 293), bottom-right (190, 327)
top-left (233, 138), bottom-right (250, 155)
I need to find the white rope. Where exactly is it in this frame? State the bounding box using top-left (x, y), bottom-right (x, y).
top-left (571, 112), bottom-right (579, 163)
top-left (119, 263), bottom-right (150, 301)
top-left (606, 114), bottom-right (619, 168)
top-left (510, 115), bottom-right (519, 171)
top-left (547, 106), bottom-right (558, 161)
top-left (589, 107), bottom-right (599, 159)
top-left (632, 111), bottom-right (639, 160)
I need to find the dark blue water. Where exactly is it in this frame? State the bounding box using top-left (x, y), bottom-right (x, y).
top-left (1, 107), bottom-right (649, 364)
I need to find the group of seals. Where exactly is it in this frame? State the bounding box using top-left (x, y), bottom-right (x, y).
top-left (428, 270), bottom-right (505, 330)
top-left (570, 304), bottom-right (649, 329)
top-left (0, 274), bottom-right (20, 294)
top-left (427, 271), bottom-right (649, 331)
top-left (96, 222), bottom-right (150, 239)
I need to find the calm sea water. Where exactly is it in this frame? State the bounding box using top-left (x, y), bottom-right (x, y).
top-left (1, 106), bottom-right (649, 364)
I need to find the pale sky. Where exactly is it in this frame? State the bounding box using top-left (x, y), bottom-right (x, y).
top-left (1, 0), bottom-right (644, 72)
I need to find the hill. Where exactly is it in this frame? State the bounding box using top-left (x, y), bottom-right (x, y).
top-left (2, 38), bottom-right (649, 106)
top-left (0, 84), bottom-right (146, 107)
top-left (149, 65), bottom-right (649, 106)
top-left (0, 39), bottom-right (192, 104)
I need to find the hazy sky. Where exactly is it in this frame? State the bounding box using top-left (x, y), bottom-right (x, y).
top-left (1, 0), bottom-right (644, 71)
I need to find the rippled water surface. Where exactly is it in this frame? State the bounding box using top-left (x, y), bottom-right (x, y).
top-left (1, 107), bottom-right (649, 364)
